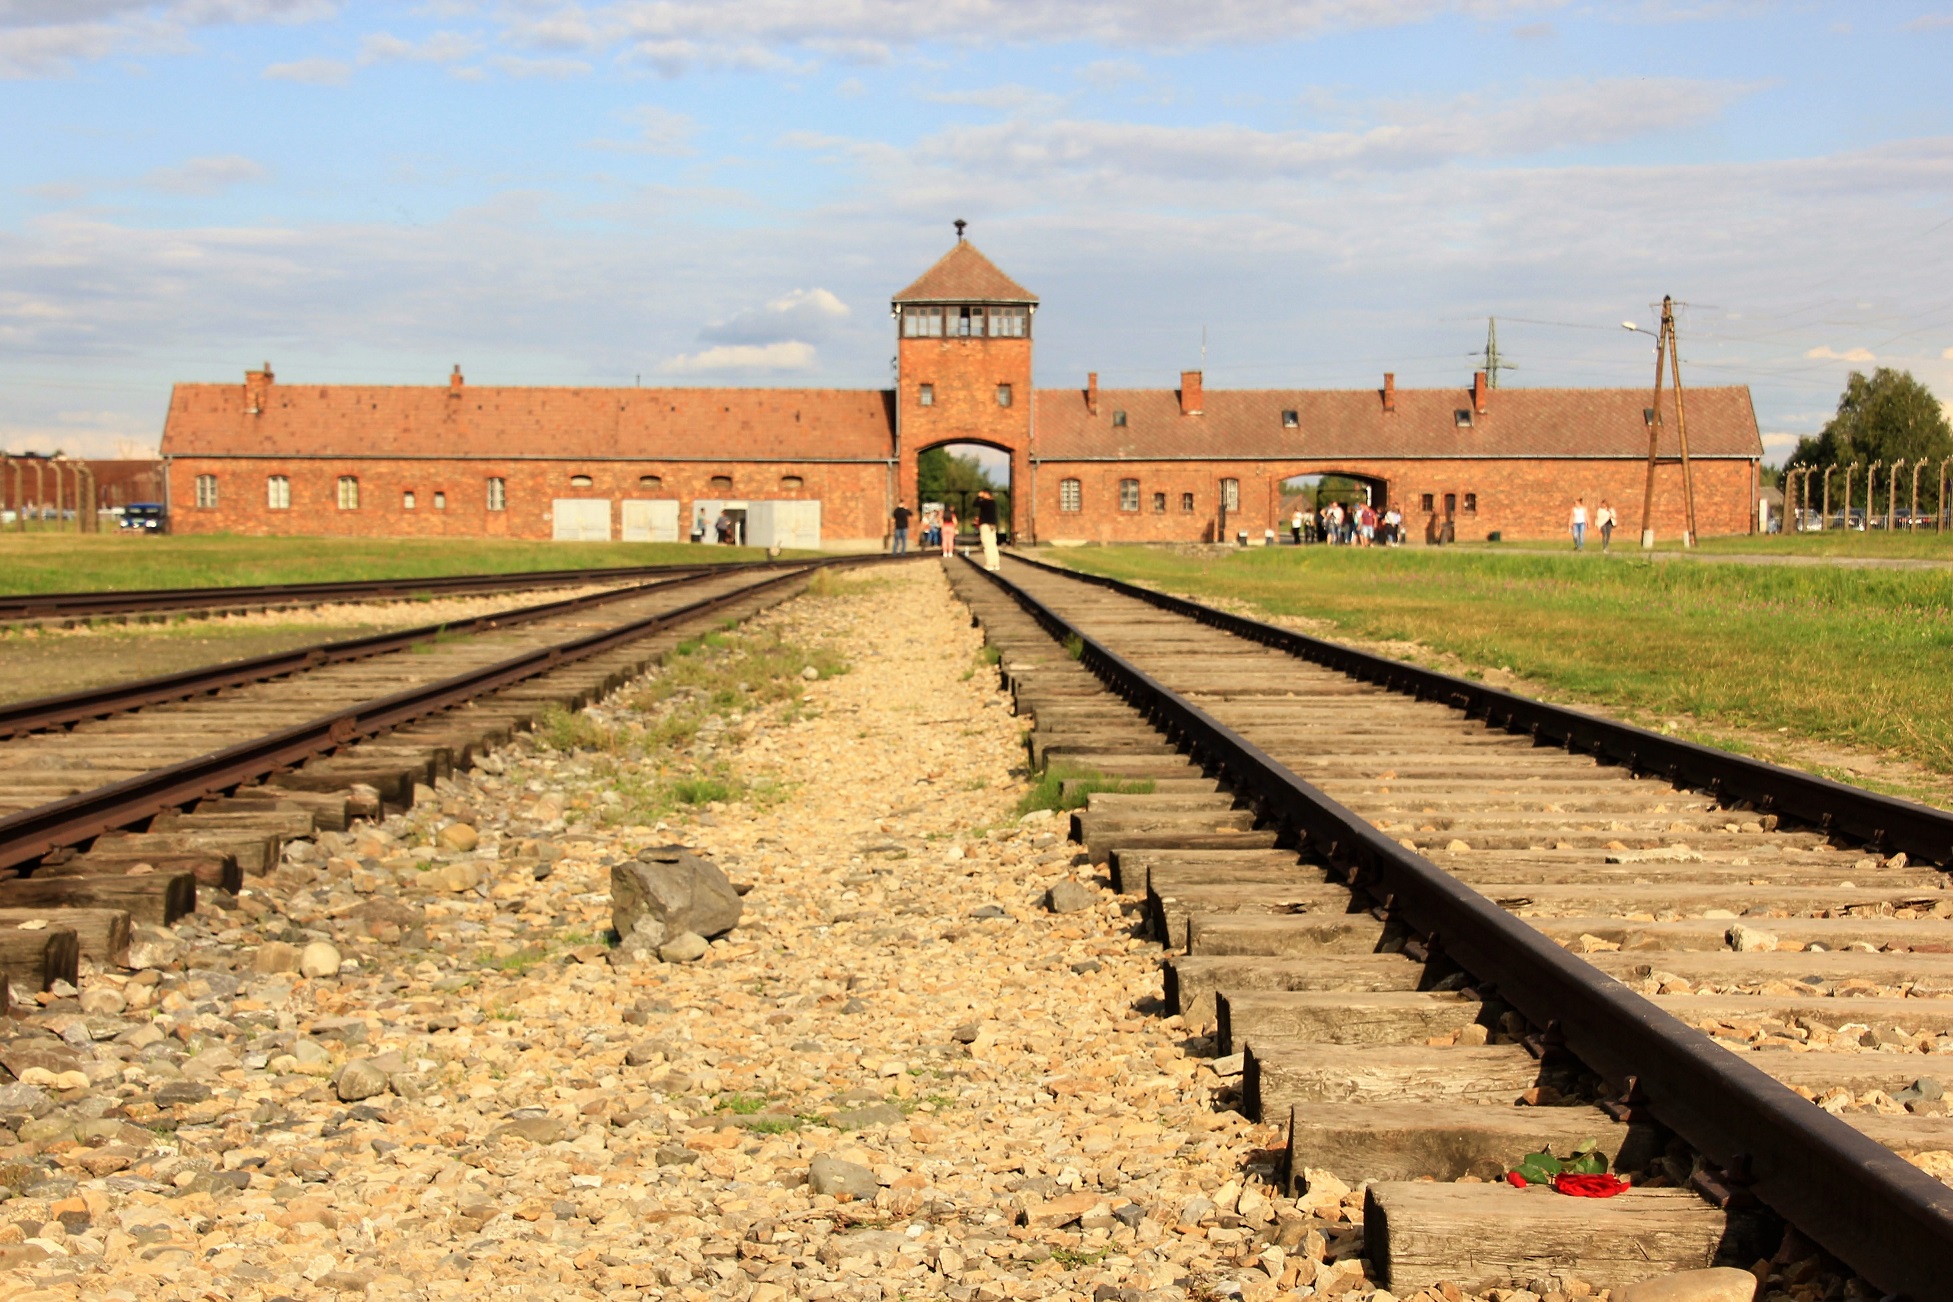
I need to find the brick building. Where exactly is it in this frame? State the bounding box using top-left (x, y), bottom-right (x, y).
top-left (161, 236), bottom-right (1763, 547)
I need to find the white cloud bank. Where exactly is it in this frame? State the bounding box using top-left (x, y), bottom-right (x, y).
top-left (660, 340), bottom-right (817, 373)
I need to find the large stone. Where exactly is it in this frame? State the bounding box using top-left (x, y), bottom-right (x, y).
top-left (335, 1059), bottom-right (389, 1102)
top-left (658, 932), bottom-right (709, 963)
top-left (253, 942), bottom-right (300, 975)
top-left (299, 941), bottom-right (342, 979)
top-left (437, 822), bottom-right (480, 853)
top-left (808, 1154), bottom-right (879, 1199)
top-left (612, 846), bottom-right (742, 959)
top-left (1045, 879), bottom-right (1096, 914)
top-left (1615, 1268), bottom-right (1759, 1302)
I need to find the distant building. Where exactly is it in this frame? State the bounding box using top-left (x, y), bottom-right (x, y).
top-left (160, 236), bottom-right (1763, 546)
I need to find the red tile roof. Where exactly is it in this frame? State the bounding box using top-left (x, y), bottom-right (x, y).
top-left (891, 241), bottom-right (1038, 304)
top-left (1034, 384), bottom-right (1762, 461)
top-left (161, 383), bottom-right (897, 461)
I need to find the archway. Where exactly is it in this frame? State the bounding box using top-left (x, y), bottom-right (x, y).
top-left (913, 439), bottom-right (1014, 544)
top-left (1274, 470), bottom-right (1392, 543)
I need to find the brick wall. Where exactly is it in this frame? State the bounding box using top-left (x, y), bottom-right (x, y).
top-left (1036, 457), bottom-right (1758, 544)
top-left (895, 334), bottom-right (1032, 535)
top-left (165, 457), bottom-right (891, 547)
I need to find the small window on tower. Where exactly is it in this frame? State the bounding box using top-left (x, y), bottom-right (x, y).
top-left (1282, 410), bottom-right (1299, 428)
top-left (996, 383), bottom-right (1012, 408)
top-left (918, 384), bottom-right (934, 407)
top-left (1112, 410), bottom-right (1127, 427)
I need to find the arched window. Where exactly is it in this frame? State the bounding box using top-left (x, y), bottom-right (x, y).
top-left (1059, 479), bottom-right (1081, 512)
top-left (486, 478), bottom-right (507, 511)
top-left (709, 475), bottom-right (733, 492)
top-left (570, 474), bottom-right (594, 488)
top-left (639, 474), bottom-right (663, 489)
top-left (266, 475), bottom-right (289, 510)
top-left (780, 475), bottom-right (804, 490)
top-left (336, 476), bottom-right (359, 510)
top-left (1118, 479), bottom-right (1140, 512)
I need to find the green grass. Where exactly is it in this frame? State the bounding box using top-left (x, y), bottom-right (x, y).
top-left (0, 535), bottom-right (804, 596)
top-left (1459, 530), bottom-right (1953, 561)
top-left (1039, 546), bottom-right (1953, 780)
top-left (1016, 760), bottom-right (1157, 816)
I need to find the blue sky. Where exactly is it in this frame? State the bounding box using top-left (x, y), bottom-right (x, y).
top-left (4, 2), bottom-right (1953, 464)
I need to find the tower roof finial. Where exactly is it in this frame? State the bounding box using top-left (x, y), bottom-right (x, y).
top-left (954, 218), bottom-right (967, 241)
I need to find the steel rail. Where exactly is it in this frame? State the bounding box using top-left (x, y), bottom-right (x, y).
top-left (0, 562), bottom-right (807, 740)
top-left (970, 555), bottom-right (1953, 1302)
top-left (0, 561), bottom-right (740, 622)
top-left (1005, 551), bottom-right (1953, 868)
top-left (0, 559), bottom-right (863, 874)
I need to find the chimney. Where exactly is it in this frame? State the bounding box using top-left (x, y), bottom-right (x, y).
top-left (1472, 369), bottom-right (1488, 414)
top-left (449, 365), bottom-right (465, 393)
top-left (244, 361), bottom-right (273, 415)
top-left (1087, 372), bottom-right (1099, 416)
top-left (1180, 370), bottom-right (1203, 417)
top-left (1382, 372), bottom-right (1396, 414)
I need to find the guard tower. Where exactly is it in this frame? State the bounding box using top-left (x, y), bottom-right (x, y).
top-left (892, 223), bottom-right (1037, 539)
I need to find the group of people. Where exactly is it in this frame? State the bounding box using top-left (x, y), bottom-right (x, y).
top-left (1568, 499), bottom-right (1619, 551)
top-left (1287, 501), bottom-right (1405, 546)
top-left (893, 490), bottom-right (1000, 569)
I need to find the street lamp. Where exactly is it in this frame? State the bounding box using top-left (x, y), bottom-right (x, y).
top-left (1622, 303), bottom-right (1698, 547)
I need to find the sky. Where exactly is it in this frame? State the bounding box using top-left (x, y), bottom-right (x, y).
top-left (4, 2), bottom-right (1953, 467)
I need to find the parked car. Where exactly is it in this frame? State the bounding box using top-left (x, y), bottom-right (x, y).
top-left (120, 502), bottom-right (166, 532)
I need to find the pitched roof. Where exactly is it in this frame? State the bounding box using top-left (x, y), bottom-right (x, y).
top-left (891, 241), bottom-right (1038, 304)
top-left (1034, 384), bottom-right (1763, 461)
top-left (160, 383), bottom-right (896, 461)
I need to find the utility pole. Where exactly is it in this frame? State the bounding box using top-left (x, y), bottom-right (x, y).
top-left (1482, 318), bottom-right (1514, 389)
top-left (1637, 296), bottom-right (1698, 548)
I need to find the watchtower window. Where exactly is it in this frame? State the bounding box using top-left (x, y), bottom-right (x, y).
top-left (1282, 410), bottom-right (1299, 428)
top-left (989, 306), bottom-right (1028, 338)
top-left (918, 384), bottom-right (934, 407)
top-left (902, 306), bottom-right (943, 338)
top-left (957, 306), bottom-right (982, 337)
top-left (996, 383), bottom-right (1012, 408)
top-left (1111, 410), bottom-right (1127, 427)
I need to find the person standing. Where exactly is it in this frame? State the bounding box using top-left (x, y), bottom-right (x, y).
top-left (940, 506), bottom-right (958, 558)
top-left (1569, 498), bottom-right (1588, 551)
top-left (1290, 507), bottom-right (1303, 546)
top-left (974, 489), bottom-right (1000, 571)
top-left (1596, 500), bottom-right (1617, 552)
top-left (891, 502), bottom-right (912, 555)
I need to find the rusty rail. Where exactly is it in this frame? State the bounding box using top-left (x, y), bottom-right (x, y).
top-left (974, 554), bottom-right (1953, 1302)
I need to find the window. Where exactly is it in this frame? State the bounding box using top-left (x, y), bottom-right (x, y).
top-left (709, 475), bottom-right (733, 492)
top-left (570, 474), bottom-right (593, 488)
top-left (194, 474), bottom-right (218, 508)
top-left (434, 491), bottom-right (446, 510)
top-left (486, 477), bottom-right (506, 511)
top-left (1119, 479), bottom-right (1140, 512)
top-left (989, 306), bottom-right (1028, 338)
top-left (1181, 492), bottom-right (1195, 513)
top-left (403, 490), bottom-right (417, 510)
top-left (1454, 409), bottom-right (1474, 428)
top-left (1152, 492), bottom-right (1166, 513)
top-left (266, 475), bottom-right (289, 510)
top-left (1420, 492), bottom-right (1434, 512)
top-left (1282, 410), bottom-right (1299, 429)
top-left (918, 384), bottom-right (934, 407)
top-left (1059, 478), bottom-right (1082, 512)
top-left (1444, 493), bottom-right (1457, 514)
top-left (1463, 492), bottom-right (1478, 513)
top-left (780, 475), bottom-right (804, 490)
top-left (1221, 478), bottom-right (1240, 511)
top-left (956, 306), bottom-right (982, 337)
top-left (996, 383), bottom-right (1012, 408)
top-left (639, 474), bottom-right (663, 489)
top-left (902, 306), bottom-right (944, 337)
top-left (337, 476), bottom-right (359, 510)
top-left (1111, 410), bottom-right (1127, 427)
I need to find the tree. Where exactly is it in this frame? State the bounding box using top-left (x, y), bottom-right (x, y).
top-left (917, 446), bottom-right (1010, 527)
top-left (1787, 368), bottom-right (1952, 474)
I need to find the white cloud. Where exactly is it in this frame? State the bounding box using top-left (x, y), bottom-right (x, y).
top-left (1, 1), bottom-right (337, 79)
top-left (262, 55), bottom-right (349, 82)
top-left (1078, 58), bottom-right (1145, 90)
top-left (587, 104), bottom-right (696, 154)
top-left (141, 154), bottom-right (269, 194)
top-left (488, 53), bottom-right (589, 78)
top-left (1942, 345), bottom-right (1953, 360)
top-left (660, 340), bottom-right (817, 373)
top-left (1805, 345), bottom-right (1877, 363)
top-left (359, 29), bottom-right (479, 64)
top-left (700, 287), bottom-right (849, 346)
top-left (928, 83), bottom-right (1066, 113)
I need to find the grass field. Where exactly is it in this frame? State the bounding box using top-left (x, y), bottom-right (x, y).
top-left (0, 535), bottom-right (797, 595)
top-left (1450, 531), bottom-right (1953, 561)
top-left (1038, 545), bottom-right (1953, 788)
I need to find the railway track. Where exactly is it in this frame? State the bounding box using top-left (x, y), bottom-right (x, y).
top-left (946, 552), bottom-right (1953, 1300)
top-left (0, 556), bottom-right (891, 1007)
top-left (0, 561), bottom-right (747, 627)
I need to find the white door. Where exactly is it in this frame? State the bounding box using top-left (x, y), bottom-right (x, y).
top-left (552, 498), bottom-right (612, 541)
top-left (621, 499), bottom-right (680, 542)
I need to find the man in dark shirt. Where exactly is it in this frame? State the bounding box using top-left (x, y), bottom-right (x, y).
top-left (891, 503), bottom-right (912, 554)
top-left (974, 490), bottom-right (1000, 571)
